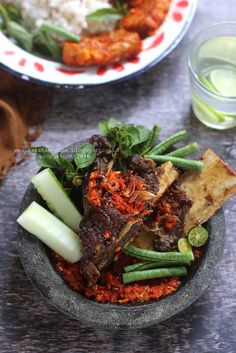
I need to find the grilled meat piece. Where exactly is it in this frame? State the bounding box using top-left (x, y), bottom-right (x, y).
top-left (80, 205), bottom-right (142, 285)
top-left (179, 148), bottom-right (236, 233)
top-left (144, 184), bottom-right (192, 252)
top-left (82, 135), bottom-right (112, 214)
top-left (89, 135), bottom-right (112, 173)
top-left (63, 29), bottom-right (142, 67)
top-left (130, 155), bottom-right (179, 199)
top-left (122, 0), bottom-right (171, 38)
top-left (79, 138), bottom-right (179, 285)
top-left (129, 154), bottom-right (159, 193)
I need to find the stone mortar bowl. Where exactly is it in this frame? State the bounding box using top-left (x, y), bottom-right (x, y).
top-left (17, 141), bottom-right (226, 329)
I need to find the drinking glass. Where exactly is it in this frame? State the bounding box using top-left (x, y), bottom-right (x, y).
top-left (188, 23), bottom-right (236, 130)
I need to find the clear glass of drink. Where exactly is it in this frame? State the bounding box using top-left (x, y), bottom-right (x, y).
top-left (188, 22), bottom-right (236, 130)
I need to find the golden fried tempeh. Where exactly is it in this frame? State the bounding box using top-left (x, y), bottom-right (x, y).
top-left (179, 148), bottom-right (236, 233)
top-left (63, 29), bottom-right (142, 67)
top-left (122, 0), bottom-right (171, 38)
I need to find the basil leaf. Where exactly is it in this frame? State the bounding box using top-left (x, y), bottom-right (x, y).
top-left (30, 146), bottom-right (58, 168)
top-left (140, 125), bottom-right (161, 155)
top-left (87, 8), bottom-right (124, 23)
top-left (136, 126), bottom-right (150, 144)
top-left (54, 152), bottom-right (75, 173)
top-left (98, 119), bottom-right (160, 167)
top-left (7, 21), bottom-right (33, 52)
top-left (124, 126), bottom-right (140, 148)
top-left (99, 117), bottom-right (120, 135)
top-left (74, 143), bottom-right (96, 169)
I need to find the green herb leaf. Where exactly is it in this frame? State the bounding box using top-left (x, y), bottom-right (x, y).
top-left (140, 125), bottom-right (161, 155)
top-left (54, 152), bottom-right (75, 173)
top-left (0, 4), bottom-right (10, 26)
top-left (99, 117), bottom-right (121, 135)
top-left (119, 125), bottom-right (140, 157)
top-left (74, 143), bottom-right (96, 169)
top-left (135, 125), bottom-right (150, 145)
top-left (98, 119), bottom-right (159, 162)
top-left (30, 146), bottom-right (58, 169)
top-left (8, 5), bottom-right (22, 22)
top-left (87, 8), bottom-right (124, 23)
top-left (7, 21), bottom-right (33, 52)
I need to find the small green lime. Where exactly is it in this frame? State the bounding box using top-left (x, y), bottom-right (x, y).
top-left (178, 238), bottom-right (192, 253)
top-left (188, 226), bottom-right (209, 247)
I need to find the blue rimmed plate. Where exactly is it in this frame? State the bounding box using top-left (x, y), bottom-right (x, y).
top-left (0, 0), bottom-right (197, 88)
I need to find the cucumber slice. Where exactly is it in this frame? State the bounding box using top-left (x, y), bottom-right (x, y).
top-left (210, 68), bottom-right (236, 97)
top-left (31, 168), bottom-right (82, 232)
top-left (17, 201), bottom-right (82, 263)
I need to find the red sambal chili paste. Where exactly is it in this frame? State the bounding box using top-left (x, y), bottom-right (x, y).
top-left (53, 253), bottom-right (182, 304)
top-left (86, 170), bottom-right (153, 217)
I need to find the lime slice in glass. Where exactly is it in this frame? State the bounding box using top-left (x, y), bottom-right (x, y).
top-left (188, 226), bottom-right (209, 247)
top-left (192, 93), bottom-right (225, 122)
top-left (199, 75), bottom-right (219, 93)
top-left (210, 68), bottom-right (236, 97)
top-left (178, 238), bottom-right (192, 253)
top-left (199, 36), bottom-right (236, 66)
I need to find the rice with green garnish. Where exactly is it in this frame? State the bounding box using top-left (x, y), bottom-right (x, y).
top-left (2, 0), bottom-right (115, 35)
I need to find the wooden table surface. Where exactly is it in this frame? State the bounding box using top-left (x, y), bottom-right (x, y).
top-left (1, 0), bottom-right (236, 352)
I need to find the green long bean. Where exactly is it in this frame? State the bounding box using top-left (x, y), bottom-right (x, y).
top-left (123, 267), bottom-right (187, 284)
top-left (40, 23), bottom-right (80, 42)
top-left (124, 260), bottom-right (191, 273)
top-left (147, 130), bottom-right (188, 155)
top-left (167, 143), bottom-right (199, 158)
top-left (144, 154), bottom-right (204, 171)
top-left (124, 245), bottom-right (194, 262)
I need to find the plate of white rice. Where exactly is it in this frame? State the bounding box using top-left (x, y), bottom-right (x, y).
top-left (0, 0), bottom-right (198, 88)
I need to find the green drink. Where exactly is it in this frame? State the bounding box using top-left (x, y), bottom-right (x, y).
top-left (188, 24), bottom-right (236, 130)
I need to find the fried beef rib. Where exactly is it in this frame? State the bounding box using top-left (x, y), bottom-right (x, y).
top-left (79, 135), bottom-right (178, 285)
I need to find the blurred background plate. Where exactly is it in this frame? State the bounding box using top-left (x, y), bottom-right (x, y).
top-left (0, 0), bottom-right (198, 88)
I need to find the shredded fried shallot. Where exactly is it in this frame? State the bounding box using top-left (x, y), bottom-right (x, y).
top-left (86, 170), bottom-right (156, 216)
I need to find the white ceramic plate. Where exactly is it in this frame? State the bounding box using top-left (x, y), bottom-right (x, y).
top-left (0, 0), bottom-right (197, 88)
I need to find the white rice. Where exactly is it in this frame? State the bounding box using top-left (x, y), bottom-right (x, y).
top-left (3, 0), bottom-right (114, 35)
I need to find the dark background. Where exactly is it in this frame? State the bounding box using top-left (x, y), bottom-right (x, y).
top-left (0, 0), bottom-right (236, 352)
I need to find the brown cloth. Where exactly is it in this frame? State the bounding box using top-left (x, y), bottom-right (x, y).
top-left (0, 70), bottom-right (50, 180)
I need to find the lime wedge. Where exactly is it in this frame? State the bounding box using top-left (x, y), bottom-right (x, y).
top-left (188, 226), bottom-right (208, 247)
top-left (209, 68), bottom-right (236, 97)
top-left (178, 238), bottom-right (192, 253)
